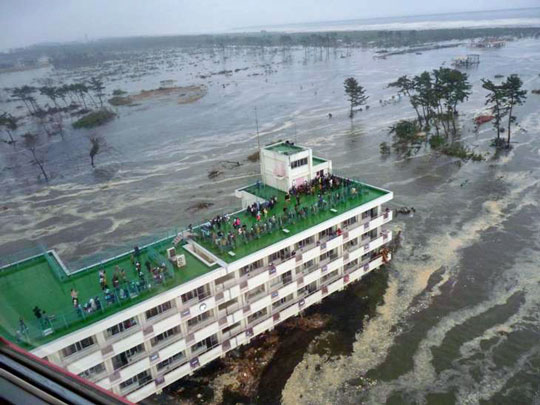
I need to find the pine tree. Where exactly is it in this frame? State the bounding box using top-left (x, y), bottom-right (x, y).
top-left (344, 77), bottom-right (368, 119)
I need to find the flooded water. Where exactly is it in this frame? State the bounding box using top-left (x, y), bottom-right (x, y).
top-left (2, 36), bottom-right (540, 404)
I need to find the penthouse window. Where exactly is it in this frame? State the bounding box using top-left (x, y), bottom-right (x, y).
top-left (151, 325), bottom-right (181, 347)
top-left (145, 300), bottom-right (173, 320)
top-left (61, 336), bottom-right (95, 357)
top-left (291, 157), bottom-right (308, 168)
top-left (112, 343), bottom-right (145, 370)
top-left (78, 363), bottom-right (105, 379)
top-left (106, 317), bottom-right (138, 337)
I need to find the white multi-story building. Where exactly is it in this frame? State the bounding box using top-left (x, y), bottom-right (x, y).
top-left (0, 141), bottom-right (393, 403)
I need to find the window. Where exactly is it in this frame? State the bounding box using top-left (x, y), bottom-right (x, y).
top-left (281, 271), bottom-right (292, 285)
top-left (269, 248), bottom-right (290, 263)
top-left (181, 285), bottom-right (210, 303)
top-left (345, 238), bottom-right (359, 250)
top-left (343, 216), bottom-right (358, 227)
top-left (145, 300), bottom-right (173, 320)
top-left (191, 334), bottom-right (218, 353)
top-left (298, 281), bottom-right (317, 296)
top-left (247, 308), bottom-right (267, 324)
top-left (62, 336), bottom-right (95, 357)
top-left (321, 269), bottom-right (339, 284)
top-left (296, 236), bottom-right (314, 250)
top-left (218, 298), bottom-right (238, 312)
top-left (106, 317), bottom-right (138, 337)
top-left (291, 157), bottom-right (308, 169)
top-left (112, 343), bottom-right (145, 370)
top-left (303, 259), bottom-right (315, 271)
top-left (157, 351), bottom-right (185, 371)
top-left (246, 284), bottom-right (265, 301)
top-left (78, 363), bottom-right (105, 379)
top-left (320, 248), bottom-right (338, 262)
top-left (319, 226), bottom-right (335, 239)
top-left (119, 370), bottom-right (151, 391)
top-left (222, 321), bottom-right (241, 335)
top-left (345, 259), bottom-right (359, 272)
top-left (187, 310), bottom-right (212, 328)
top-left (272, 293), bottom-right (293, 310)
top-left (151, 326), bottom-right (180, 347)
top-left (239, 259), bottom-right (264, 277)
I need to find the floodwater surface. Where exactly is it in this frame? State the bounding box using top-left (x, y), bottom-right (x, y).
top-left (1, 37), bottom-right (540, 404)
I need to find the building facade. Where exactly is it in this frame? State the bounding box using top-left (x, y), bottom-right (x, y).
top-left (8, 142), bottom-right (393, 403)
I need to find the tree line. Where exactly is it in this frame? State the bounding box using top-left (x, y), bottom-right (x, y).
top-left (344, 67), bottom-right (527, 156)
top-left (0, 77), bottom-right (109, 181)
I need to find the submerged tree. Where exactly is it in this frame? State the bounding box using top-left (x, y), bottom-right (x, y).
top-left (388, 75), bottom-right (422, 124)
top-left (21, 133), bottom-right (49, 182)
top-left (0, 112), bottom-right (18, 145)
top-left (89, 137), bottom-right (100, 168)
top-left (432, 67), bottom-right (471, 136)
top-left (344, 77), bottom-right (368, 118)
top-left (482, 79), bottom-right (507, 143)
top-left (89, 78), bottom-right (106, 108)
top-left (503, 74), bottom-right (527, 147)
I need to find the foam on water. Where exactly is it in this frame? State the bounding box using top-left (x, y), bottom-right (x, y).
top-left (281, 159), bottom-right (540, 404)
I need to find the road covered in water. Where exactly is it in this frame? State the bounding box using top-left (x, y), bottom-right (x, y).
top-left (1, 37), bottom-right (540, 404)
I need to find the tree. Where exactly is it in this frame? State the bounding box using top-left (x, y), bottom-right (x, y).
top-left (89, 137), bottom-right (100, 168)
top-left (388, 75), bottom-right (422, 124)
top-left (21, 133), bottom-right (49, 182)
top-left (39, 86), bottom-right (59, 109)
top-left (482, 79), bottom-right (507, 143)
top-left (503, 74), bottom-right (527, 147)
top-left (11, 86), bottom-right (39, 115)
top-left (89, 78), bottom-right (105, 108)
top-left (344, 77), bottom-right (368, 118)
top-left (0, 112), bottom-right (18, 145)
top-left (432, 67), bottom-right (471, 136)
top-left (413, 71), bottom-right (436, 130)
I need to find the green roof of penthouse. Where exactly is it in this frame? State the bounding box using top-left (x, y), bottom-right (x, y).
top-left (192, 178), bottom-right (388, 264)
top-left (312, 156), bottom-right (326, 166)
top-left (0, 238), bottom-right (217, 348)
top-left (264, 141), bottom-right (306, 155)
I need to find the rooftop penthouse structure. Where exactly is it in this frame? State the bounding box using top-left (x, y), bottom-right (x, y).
top-left (0, 141), bottom-right (393, 402)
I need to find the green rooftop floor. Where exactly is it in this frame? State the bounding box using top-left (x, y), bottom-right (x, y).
top-left (194, 180), bottom-right (388, 263)
top-left (0, 240), bottom-right (217, 348)
top-left (0, 175), bottom-right (388, 349)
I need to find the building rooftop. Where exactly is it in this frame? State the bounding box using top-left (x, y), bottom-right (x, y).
top-left (0, 141), bottom-right (389, 350)
top-left (0, 239), bottom-right (217, 348)
top-left (193, 178), bottom-right (388, 263)
top-left (312, 156), bottom-right (326, 166)
top-left (264, 141), bottom-right (306, 155)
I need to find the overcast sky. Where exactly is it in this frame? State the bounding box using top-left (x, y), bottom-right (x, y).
top-left (1, 0), bottom-right (539, 50)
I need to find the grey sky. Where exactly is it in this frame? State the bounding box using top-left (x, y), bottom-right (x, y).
top-left (1, 0), bottom-right (539, 50)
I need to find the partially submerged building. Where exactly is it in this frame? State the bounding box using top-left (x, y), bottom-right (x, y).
top-left (0, 141), bottom-right (393, 402)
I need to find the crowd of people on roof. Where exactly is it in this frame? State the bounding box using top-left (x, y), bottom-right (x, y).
top-left (196, 174), bottom-right (363, 253)
top-left (24, 246), bottom-right (174, 337)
